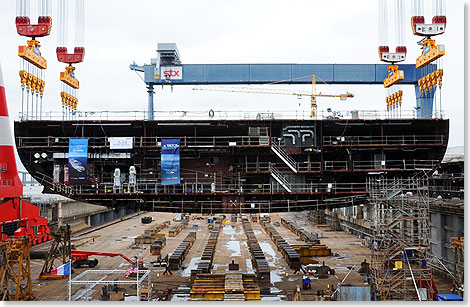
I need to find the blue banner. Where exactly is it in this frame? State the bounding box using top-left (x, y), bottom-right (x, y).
top-left (161, 139), bottom-right (180, 185)
top-left (68, 138), bottom-right (88, 185)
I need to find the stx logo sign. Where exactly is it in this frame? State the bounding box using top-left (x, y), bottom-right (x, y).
top-left (160, 66), bottom-right (183, 80)
top-left (163, 70), bottom-right (179, 77)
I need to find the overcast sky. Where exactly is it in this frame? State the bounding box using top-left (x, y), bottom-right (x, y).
top-left (0, 0), bottom-right (465, 156)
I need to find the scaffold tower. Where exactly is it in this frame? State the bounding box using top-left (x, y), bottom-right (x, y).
top-left (368, 177), bottom-right (437, 301)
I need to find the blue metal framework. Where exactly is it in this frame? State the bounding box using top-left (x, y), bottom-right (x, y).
top-left (130, 62), bottom-right (437, 119)
top-left (142, 63), bottom-right (419, 85)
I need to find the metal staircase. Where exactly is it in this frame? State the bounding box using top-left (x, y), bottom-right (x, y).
top-left (269, 163), bottom-right (292, 192)
top-left (270, 138), bottom-right (298, 173)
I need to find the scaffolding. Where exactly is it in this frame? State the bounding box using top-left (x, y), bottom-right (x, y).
top-left (68, 269), bottom-right (151, 301)
top-left (368, 177), bottom-right (437, 301)
top-left (4, 238), bottom-right (33, 301)
top-left (0, 244), bottom-right (8, 300)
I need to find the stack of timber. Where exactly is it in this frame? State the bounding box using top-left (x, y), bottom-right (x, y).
top-left (224, 273), bottom-right (246, 301)
top-left (280, 218), bottom-right (331, 258)
top-left (191, 220), bottom-right (222, 280)
top-left (189, 273), bottom-right (260, 301)
top-left (168, 232), bottom-right (197, 270)
top-left (168, 220), bottom-right (188, 237)
top-left (150, 237), bottom-right (166, 255)
top-left (260, 217), bottom-right (300, 270)
top-left (135, 220), bottom-right (170, 244)
top-left (241, 215), bottom-right (270, 283)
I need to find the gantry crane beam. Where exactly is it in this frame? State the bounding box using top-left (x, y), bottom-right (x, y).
top-left (131, 43), bottom-right (438, 119)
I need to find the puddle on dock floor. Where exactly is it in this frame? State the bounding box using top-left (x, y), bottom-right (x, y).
top-left (171, 294), bottom-right (190, 301)
top-left (261, 295), bottom-right (286, 301)
top-left (245, 258), bottom-right (254, 274)
top-left (212, 263), bottom-right (227, 271)
top-left (259, 242), bottom-right (286, 284)
top-left (222, 225), bottom-right (236, 235)
top-left (181, 257), bottom-right (201, 277)
top-left (270, 268), bottom-right (286, 284)
top-left (259, 242), bottom-right (276, 260)
top-left (226, 240), bottom-right (241, 257)
top-left (222, 224), bottom-right (239, 240)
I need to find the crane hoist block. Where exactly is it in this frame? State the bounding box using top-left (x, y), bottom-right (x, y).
top-left (61, 92), bottom-right (78, 110)
top-left (416, 40), bottom-right (445, 68)
top-left (18, 70), bottom-right (45, 93)
top-left (56, 47), bottom-right (85, 64)
top-left (60, 66), bottom-right (80, 89)
top-left (383, 65), bottom-right (404, 88)
top-left (18, 42), bottom-right (47, 69)
top-left (411, 16), bottom-right (446, 36)
top-left (378, 46), bottom-right (406, 63)
top-left (386, 90), bottom-right (403, 110)
top-left (15, 16), bottom-right (52, 37)
top-left (418, 69), bottom-right (444, 93)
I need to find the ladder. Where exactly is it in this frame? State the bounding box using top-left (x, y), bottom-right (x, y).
top-left (271, 139), bottom-right (298, 173)
top-left (269, 163), bottom-right (292, 193)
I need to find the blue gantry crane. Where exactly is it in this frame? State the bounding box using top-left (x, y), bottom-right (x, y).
top-left (130, 43), bottom-right (435, 120)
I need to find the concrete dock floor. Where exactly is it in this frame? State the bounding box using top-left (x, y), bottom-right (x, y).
top-left (27, 211), bottom-right (454, 301)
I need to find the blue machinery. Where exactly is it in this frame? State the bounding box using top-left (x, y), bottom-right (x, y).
top-left (130, 43), bottom-right (436, 120)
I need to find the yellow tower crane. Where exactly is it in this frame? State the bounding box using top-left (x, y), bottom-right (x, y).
top-left (193, 74), bottom-right (354, 119)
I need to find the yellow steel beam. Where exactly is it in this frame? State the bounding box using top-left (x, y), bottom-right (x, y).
top-left (18, 40), bottom-right (47, 69)
top-left (383, 65), bottom-right (404, 88)
top-left (60, 66), bottom-right (79, 89)
top-left (416, 40), bottom-right (445, 68)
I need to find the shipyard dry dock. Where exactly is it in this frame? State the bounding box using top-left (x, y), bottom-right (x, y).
top-left (26, 211), bottom-right (454, 301)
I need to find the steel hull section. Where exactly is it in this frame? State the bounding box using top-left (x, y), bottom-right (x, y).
top-left (14, 118), bottom-right (449, 213)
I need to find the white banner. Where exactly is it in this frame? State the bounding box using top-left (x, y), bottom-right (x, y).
top-left (53, 164), bottom-right (61, 184)
top-left (109, 137), bottom-right (134, 149)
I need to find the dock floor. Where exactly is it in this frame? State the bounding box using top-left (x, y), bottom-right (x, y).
top-left (27, 211), bottom-right (453, 301)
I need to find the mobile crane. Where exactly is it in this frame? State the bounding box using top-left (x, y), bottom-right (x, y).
top-left (71, 250), bottom-right (142, 268)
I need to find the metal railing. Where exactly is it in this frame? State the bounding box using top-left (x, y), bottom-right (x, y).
top-left (352, 160), bottom-right (440, 171)
top-left (71, 179), bottom-right (367, 196)
top-left (242, 161), bottom-right (321, 173)
top-left (323, 135), bottom-right (445, 146)
top-left (323, 161), bottom-right (349, 171)
top-left (16, 135), bottom-right (272, 149)
top-left (18, 109), bottom-right (446, 122)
